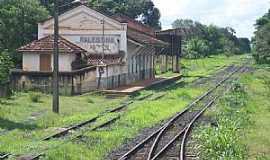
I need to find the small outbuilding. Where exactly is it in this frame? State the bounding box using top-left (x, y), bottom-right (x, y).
top-left (18, 35), bottom-right (87, 72)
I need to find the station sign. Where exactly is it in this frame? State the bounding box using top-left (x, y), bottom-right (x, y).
top-left (64, 35), bottom-right (120, 54)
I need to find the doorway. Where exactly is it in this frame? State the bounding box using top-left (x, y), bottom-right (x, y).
top-left (40, 54), bottom-right (51, 71)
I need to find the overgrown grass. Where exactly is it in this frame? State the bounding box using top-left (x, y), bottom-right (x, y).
top-left (240, 67), bottom-right (270, 159)
top-left (0, 92), bottom-right (126, 157)
top-left (195, 66), bottom-right (270, 160)
top-left (181, 54), bottom-right (246, 77)
top-left (29, 92), bottom-right (42, 103)
top-left (156, 54), bottom-right (246, 78)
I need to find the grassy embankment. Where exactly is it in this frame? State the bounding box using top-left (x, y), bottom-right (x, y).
top-left (0, 54), bottom-right (245, 160)
top-left (194, 64), bottom-right (270, 160)
top-left (242, 66), bottom-right (270, 159)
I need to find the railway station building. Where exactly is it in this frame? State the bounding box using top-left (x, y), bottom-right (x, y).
top-left (11, 4), bottom-right (169, 95)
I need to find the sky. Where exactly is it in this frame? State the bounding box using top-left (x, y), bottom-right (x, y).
top-left (152, 0), bottom-right (270, 38)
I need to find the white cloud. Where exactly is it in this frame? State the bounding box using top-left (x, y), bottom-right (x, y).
top-left (152, 0), bottom-right (270, 38)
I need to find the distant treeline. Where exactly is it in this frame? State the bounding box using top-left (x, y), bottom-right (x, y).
top-left (172, 19), bottom-right (251, 59)
top-left (252, 9), bottom-right (270, 64)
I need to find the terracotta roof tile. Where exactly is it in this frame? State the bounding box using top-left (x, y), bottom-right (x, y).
top-left (17, 35), bottom-right (87, 54)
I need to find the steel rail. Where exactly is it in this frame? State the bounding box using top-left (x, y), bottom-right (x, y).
top-left (43, 99), bottom-right (137, 140)
top-left (152, 96), bottom-right (218, 160)
top-left (178, 96), bottom-right (219, 160)
top-left (0, 153), bottom-right (10, 160)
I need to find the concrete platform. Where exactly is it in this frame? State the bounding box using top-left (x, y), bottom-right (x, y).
top-left (102, 75), bottom-right (182, 95)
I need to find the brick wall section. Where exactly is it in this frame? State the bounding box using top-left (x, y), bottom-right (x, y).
top-left (10, 67), bottom-right (97, 96)
top-left (0, 82), bottom-right (11, 97)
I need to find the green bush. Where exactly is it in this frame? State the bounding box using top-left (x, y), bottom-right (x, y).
top-left (87, 98), bottom-right (94, 104)
top-left (29, 92), bottom-right (42, 103)
top-left (223, 81), bottom-right (248, 108)
top-left (253, 10), bottom-right (270, 64)
top-left (262, 75), bottom-right (270, 95)
top-left (197, 117), bottom-right (248, 160)
top-left (0, 51), bottom-right (14, 83)
top-left (184, 37), bottom-right (210, 59)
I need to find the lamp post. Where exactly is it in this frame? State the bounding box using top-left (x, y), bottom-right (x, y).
top-left (52, 0), bottom-right (82, 113)
top-left (52, 0), bottom-right (59, 113)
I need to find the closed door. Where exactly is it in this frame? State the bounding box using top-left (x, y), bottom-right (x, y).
top-left (40, 54), bottom-right (51, 71)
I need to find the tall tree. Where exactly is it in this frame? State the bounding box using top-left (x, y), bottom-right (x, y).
top-left (40, 0), bottom-right (162, 29)
top-left (238, 38), bottom-right (251, 53)
top-left (87, 0), bottom-right (161, 29)
top-left (140, 1), bottom-right (161, 30)
top-left (40, 0), bottom-right (76, 14)
top-left (0, 0), bottom-right (49, 62)
top-left (172, 19), bottom-right (196, 29)
top-left (253, 9), bottom-right (270, 64)
top-left (0, 51), bottom-right (14, 83)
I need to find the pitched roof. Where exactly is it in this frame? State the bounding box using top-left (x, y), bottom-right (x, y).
top-left (156, 27), bottom-right (201, 39)
top-left (112, 14), bottom-right (156, 37)
top-left (39, 4), bottom-right (119, 26)
top-left (127, 29), bottom-right (170, 47)
top-left (38, 4), bottom-right (169, 47)
top-left (17, 35), bottom-right (87, 53)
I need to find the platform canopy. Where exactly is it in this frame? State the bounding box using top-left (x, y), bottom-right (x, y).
top-left (128, 29), bottom-right (169, 47)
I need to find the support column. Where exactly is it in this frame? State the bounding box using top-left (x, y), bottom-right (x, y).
top-left (173, 35), bottom-right (181, 73)
top-left (161, 55), bottom-right (166, 73)
top-left (165, 53), bottom-right (168, 72)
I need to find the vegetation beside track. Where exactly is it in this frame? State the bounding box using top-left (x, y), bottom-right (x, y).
top-left (156, 54), bottom-right (246, 78)
top-left (195, 80), bottom-right (249, 160)
top-left (0, 54), bottom-right (246, 160)
top-left (241, 66), bottom-right (270, 159)
top-left (194, 65), bottom-right (270, 160)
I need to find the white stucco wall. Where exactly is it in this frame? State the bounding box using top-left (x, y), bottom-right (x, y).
top-left (97, 64), bottom-right (126, 78)
top-left (38, 5), bottom-right (128, 60)
top-left (23, 53), bottom-right (40, 71)
top-left (22, 53), bottom-right (75, 72)
top-left (52, 53), bottom-right (76, 72)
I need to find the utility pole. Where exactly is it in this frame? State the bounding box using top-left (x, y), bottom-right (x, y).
top-left (53, 0), bottom-right (59, 113)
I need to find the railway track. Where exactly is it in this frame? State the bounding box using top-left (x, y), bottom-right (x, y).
top-left (43, 92), bottom-right (160, 141)
top-left (181, 66), bottom-right (250, 160)
top-left (14, 87), bottom-right (169, 160)
top-left (43, 77), bottom-right (181, 141)
top-left (117, 65), bottom-right (247, 160)
top-left (0, 153), bottom-right (10, 160)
